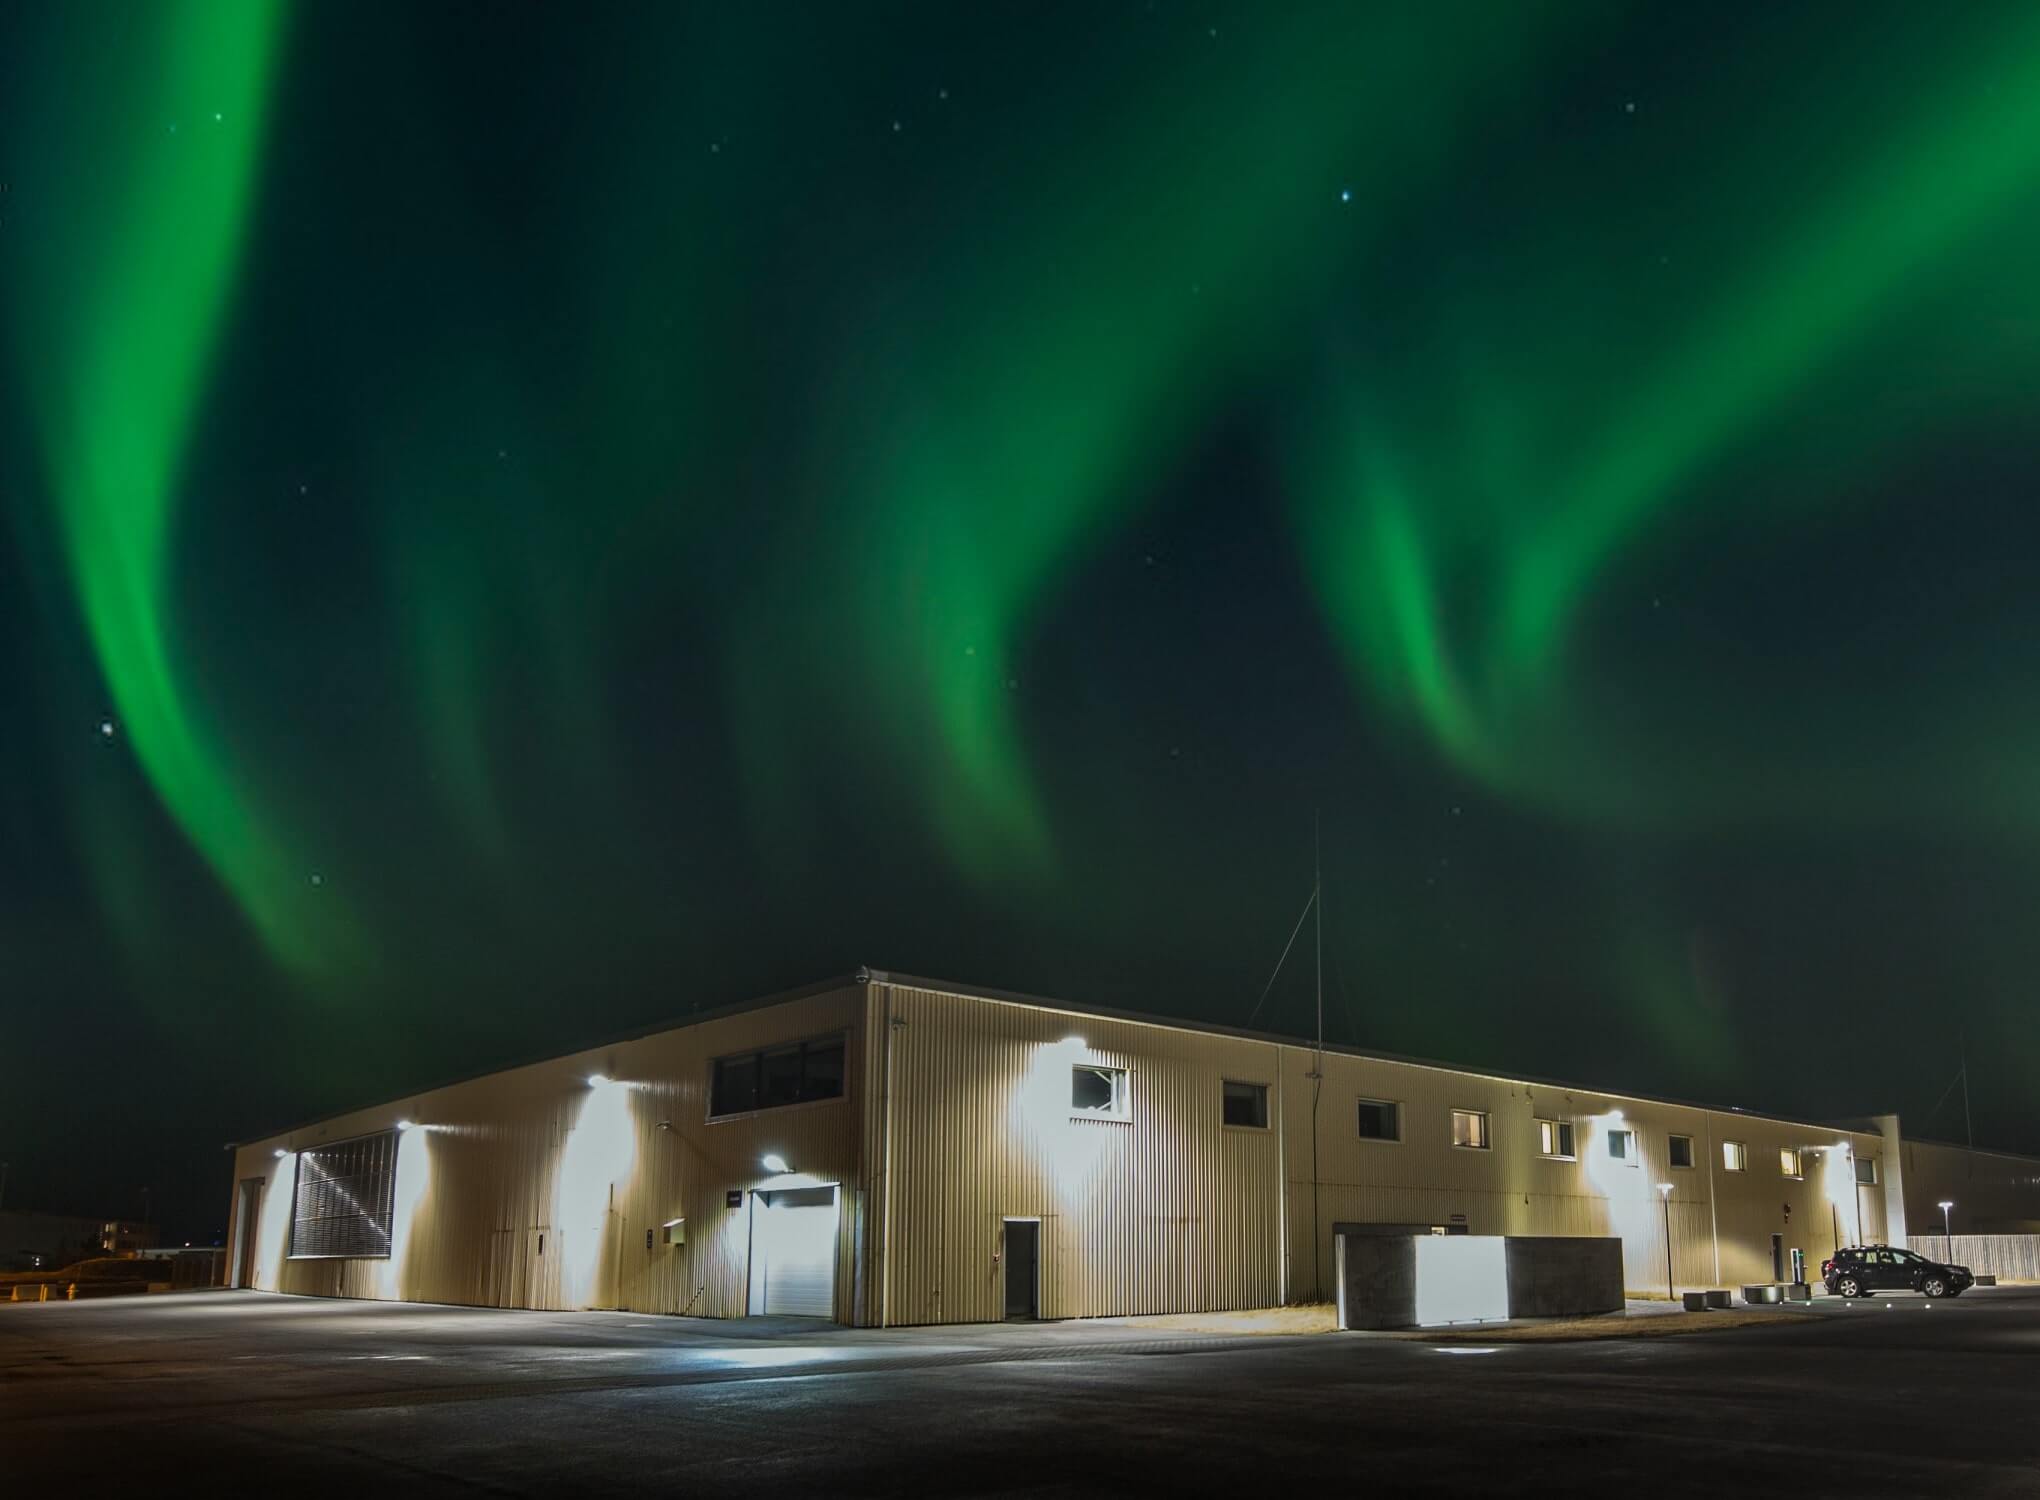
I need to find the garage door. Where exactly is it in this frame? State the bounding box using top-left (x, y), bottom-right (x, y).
top-left (756, 1186), bottom-right (838, 1318)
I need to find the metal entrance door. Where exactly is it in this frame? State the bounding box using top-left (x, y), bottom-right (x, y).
top-left (233, 1179), bottom-right (264, 1288)
top-left (1004, 1219), bottom-right (1039, 1319)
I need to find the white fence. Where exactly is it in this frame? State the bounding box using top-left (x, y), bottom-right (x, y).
top-left (1907, 1234), bottom-right (2040, 1281)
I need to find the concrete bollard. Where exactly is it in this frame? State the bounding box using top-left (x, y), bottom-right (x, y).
top-left (1975, 1275), bottom-right (1997, 1287)
top-left (1704, 1290), bottom-right (1733, 1309)
top-left (1742, 1284), bottom-right (1783, 1305)
top-left (1681, 1291), bottom-right (1709, 1311)
top-left (1783, 1283), bottom-right (1812, 1302)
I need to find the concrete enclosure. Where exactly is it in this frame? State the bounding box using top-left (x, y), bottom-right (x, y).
top-left (1336, 1233), bottom-right (1623, 1329)
top-left (1502, 1237), bottom-right (1625, 1319)
top-left (223, 969), bottom-right (2036, 1327)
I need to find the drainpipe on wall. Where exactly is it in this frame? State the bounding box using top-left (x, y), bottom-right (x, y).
top-left (1274, 1039), bottom-right (1289, 1305)
top-left (880, 983), bottom-right (897, 1330)
top-left (1706, 1120), bottom-right (1722, 1285)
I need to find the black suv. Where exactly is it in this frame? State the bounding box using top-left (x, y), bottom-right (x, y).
top-left (1821, 1245), bottom-right (1973, 1299)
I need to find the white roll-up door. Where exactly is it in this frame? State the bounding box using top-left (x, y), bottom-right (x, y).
top-left (758, 1186), bottom-right (838, 1318)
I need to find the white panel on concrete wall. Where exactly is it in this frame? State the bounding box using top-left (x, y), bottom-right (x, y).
top-left (1414, 1235), bottom-right (1509, 1326)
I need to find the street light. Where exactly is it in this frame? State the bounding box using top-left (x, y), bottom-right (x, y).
top-left (1657, 1183), bottom-right (1675, 1300)
top-left (1939, 1200), bottom-right (1955, 1260)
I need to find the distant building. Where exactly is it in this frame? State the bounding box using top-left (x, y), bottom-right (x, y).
top-left (100, 1221), bottom-right (159, 1255)
top-left (225, 969), bottom-right (2040, 1323)
top-left (0, 1211), bottom-right (112, 1272)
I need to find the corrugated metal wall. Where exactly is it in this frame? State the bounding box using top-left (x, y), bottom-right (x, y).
top-left (1906, 1233), bottom-right (2040, 1279)
top-left (226, 972), bottom-right (1919, 1328)
top-left (871, 981), bottom-right (1890, 1318)
top-left (229, 985), bottom-right (867, 1319)
top-left (871, 983), bottom-right (1283, 1325)
top-left (1900, 1140), bottom-right (2040, 1234)
top-left (1282, 1042), bottom-right (1886, 1297)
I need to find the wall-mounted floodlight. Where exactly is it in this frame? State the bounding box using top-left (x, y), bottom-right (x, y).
top-left (272, 1148), bottom-right (288, 1159)
top-left (761, 1153), bottom-right (790, 1174)
top-left (1606, 1109), bottom-right (1624, 1123)
top-left (587, 1074), bottom-right (608, 1087)
top-left (1061, 1035), bottom-right (1085, 1048)
top-left (1656, 1182), bottom-right (1673, 1197)
top-left (395, 1119), bottom-right (415, 1132)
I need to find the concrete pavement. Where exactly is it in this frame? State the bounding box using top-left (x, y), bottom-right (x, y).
top-left (4, 1287), bottom-right (2036, 1494)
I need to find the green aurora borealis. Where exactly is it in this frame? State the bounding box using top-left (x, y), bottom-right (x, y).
top-left (3, 2), bottom-right (2038, 1228)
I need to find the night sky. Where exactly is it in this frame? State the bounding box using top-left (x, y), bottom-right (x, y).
top-left (4, 2), bottom-right (2038, 1240)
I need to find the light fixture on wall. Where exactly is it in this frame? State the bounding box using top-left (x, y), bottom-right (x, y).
top-left (272, 1148), bottom-right (288, 1159)
top-left (761, 1153), bottom-right (790, 1174)
top-left (1061, 1035), bottom-right (1085, 1048)
top-left (395, 1119), bottom-right (415, 1132)
top-left (587, 1074), bottom-right (609, 1087)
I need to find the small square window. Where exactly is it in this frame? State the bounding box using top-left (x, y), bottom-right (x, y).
top-left (1451, 1109), bottom-right (1490, 1150)
top-left (1222, 1081), bottom-right (1268, 1129)
top-left (1854, 1156), bottom-right (1877, 1186)
top-left (1606, 1128), bottom-right (1636, 1164)
top-left (1668, 1134), bottom-right (1695, 1169)
top-left (1536, 1119), bottom-right (1575, 1158)
top-left (1357, 1099), bottom-right (1400, 1141)
top-left (1722, 1140), bottom-right (1748, 1172)
top-left (1779, 1148), bottom-right (1802, 1180)
top-left (1072, 1065), bottom-right (1129, 1120)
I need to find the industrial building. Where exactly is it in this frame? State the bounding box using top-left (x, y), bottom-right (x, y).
top-left (225, 969), bottom-right (2035, 1324)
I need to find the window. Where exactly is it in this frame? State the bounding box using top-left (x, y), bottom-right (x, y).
top-left (710, 1034), bottom-right (846, 1117)
top-left (1357, 1098), bottom-right (1401, 1142)
top-left (1779, 1148), bottom-right (1802, 1180)
top-left (1451, 1109), bottom-right (1490, 1150)
top-left (289, 1131), bottom-right (398, 1260)
top-left (1536, 1119), bottom-right (1575, 1158)
top-left (1606, 1128), bottom-right (1637, 1164)
top-left (1072, 1064), bottom-right (1129, 1120)
top-left (1722, 1140), bottom-right (1747, 1172)
top-left (1669, 1134), bottom-right (1695, 1169)
top-left (1854, 1156), bottom-right (1877, 1186)
top-left (1222, 1080), bottom-right (1268, 1129)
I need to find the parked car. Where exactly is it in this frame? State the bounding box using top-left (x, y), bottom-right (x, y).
top-left (1820, 1245), bottom-right (1972, 1298)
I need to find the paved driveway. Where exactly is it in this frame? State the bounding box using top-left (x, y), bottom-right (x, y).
top-left (5, 1288), bottom-right (2037, 1494)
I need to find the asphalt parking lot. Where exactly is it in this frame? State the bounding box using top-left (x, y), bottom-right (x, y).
top-left (5, 1287), bottom-right (2038, 1495)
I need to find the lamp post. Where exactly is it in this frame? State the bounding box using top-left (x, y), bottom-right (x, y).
top-left (1657, 1183), bottom-right (1675, 1300)
top-left (1939, 1200), bottom-right (1955, 1261)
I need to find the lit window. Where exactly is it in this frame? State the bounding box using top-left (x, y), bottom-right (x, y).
top-left (1357, 1099), bottom-right (1400, 1141)
top-left (288, 1132), bottom-right (397, 1260)
top-left (1722, 1140), bottom-right (1747, 1172)
top-left (1606, 1128), bottom-right (1637, 1164)
top-left (1451, 1109), bottom-right (1490, 1150)
top-left (710, 1034), bottom-right (846, 1117)
top-left (1779, 1148), bottom-right (1802, 1180)
top-left (1222, 1080), bottom-right (1268, 1129)
top-left (1072, 1064), bottom-right (1129, 1120)
top-left (1536, 1119), bottom-right (1575, 1158)
top-left (1854, 1156), bottom-right (1877, 1186)
top-left (1668, 1134), bottom-right (1694, 1169)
